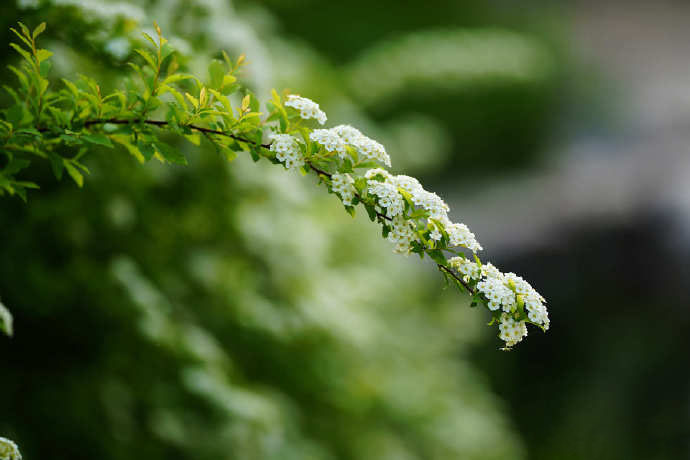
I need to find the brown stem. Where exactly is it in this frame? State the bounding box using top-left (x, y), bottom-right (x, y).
top-left (81, 118), bottom-right (273, 149)
top-left (438, 263), bottom-right (475, 295)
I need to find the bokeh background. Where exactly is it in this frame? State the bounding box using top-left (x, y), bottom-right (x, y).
top-left (1, 0), bottom-right (689, 459)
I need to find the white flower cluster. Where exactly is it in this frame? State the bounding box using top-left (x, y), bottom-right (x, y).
top-left (364, 168), bottom-right (392, 182)
top-left (367, 181), bottom-right (404, 218)
top-left (504, 272), bottom-right (550, 328)
top-left (498, 313), bottom-right (528, 348)
top-left (477, 268), bottom-right (516, 312)
top-left (366, 169), bottom-right (482, 253)
top-left (331, 173), bottom-right (355, 206)
top-left (387, 216), bottom-right (417, 254)
top-left (442, 260), bottom-right (549, 347)
top-left (284, 95), bottom-right (327, 125)
top-left (441, 219), bottom-right (482, 252)
top-left (448, 256), bottom-right (481, 281)
top-left (270, 134), bottom-right (303, 170)
top-left (270, 94), bottom-right (547, 347)
top-left (332, 125), bottom-right (391, 167)
top-left (308, 125), bottom-right (391, 167)
top-left (0, 437), bottom-right (21, 460)
top-left (310, 129), bottom-right (347, 157)
top-left (409, 189), bottom-right (449, 220)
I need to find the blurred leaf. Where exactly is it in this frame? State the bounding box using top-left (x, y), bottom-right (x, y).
top-left (0, 300), bottom-right (13, 337)
top-left (82, 133), bottom-right (113, 148)
top-left (154, 142), bottom-right (187, 165)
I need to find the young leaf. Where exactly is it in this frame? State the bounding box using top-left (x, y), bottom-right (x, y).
top-left (63, 161), bottom-right (84, 187)
top-left (111, 134), bottom-right (146, 163)
top-left (208, 59), bottom-right (225, 89)
top-left (153, 142), bottom-right (187, 165)
top-left (9, 43), bottom-right (32, 64)
top-left (35, 49), bottom-right (53, 63)
top-left (32, 22), bottom-right (46, 38)
top-left (82, 133), bottom-right (114, 148)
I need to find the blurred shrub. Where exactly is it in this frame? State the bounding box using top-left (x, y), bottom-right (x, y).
top-left (0, 1), bottom-right (530, 459)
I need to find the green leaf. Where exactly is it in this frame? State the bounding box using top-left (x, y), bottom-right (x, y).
top-left (64, 161), bottom-right (84, 187)
top-left (111, 134), bottom-right (146, 163)
top-left (154, 142), bottom-right (187, 165)
top-left (6, 104), bottom-right (24, 125)
top-left (185, 92), bottom-right (199, 110)
top-left (49, 153), bottom-right (64, 180)
top-left (35, 49), bottom-right (53, 63)
top-left (9, 43), bottom-right (32, 64)
top-left (208, 59), bottom-right (225, 89)
top-left (17, 22), bottom-right (31, 40)
top-left (62, 78), bottom-right (80, 97)
top-left (82, 133), bottom-right (113, 148)
top-left (142, 32), bottom-right (158, 48)
top-left (160, 85), bottom-right (188, 110)
top-left (10, 28), bottom-right (32, 48)
top-left (427, 249), bottom-right (447, 266)
top-left (162, 74), bottom-right (192, 85)
top-left (134, 48), bottom-right (157, 70)
top-left (39, 59), bottom-right (52, 77)
top-left (221, 147), bottom-right (238, 162)
top-left (365, 204), bottom-right (377, 222)
top-left (7, 65), bottom-right (28, 88)
top-left (3, 158), bottom-right (30, 176)
top-left (32, 22), bottom-right (46, 38)
top-left (184, 133), bottom-right (201, 146)
top-left (0, 299), bottom-right (13, 337)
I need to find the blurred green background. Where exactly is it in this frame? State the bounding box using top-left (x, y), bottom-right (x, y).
top-left (1, 0), bottom-right (689, 459)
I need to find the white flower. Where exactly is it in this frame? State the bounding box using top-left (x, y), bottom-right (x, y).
top-left (481, 262), bottom-right (502, 279)
top-left (392, 174), bottom-right (423, 195)
top-left (332, 124), bottom-right (363, 144)
top-left (332, 125), bottom-right (391, 166)
top-left (498, 313), bottom-right (528, 347)
top-left (0, 437), bottom-right (21, 460)
top-left (310, 128), bottom-right (347, 158)
top-left (284, 95), bottom-right (327, 125)
top-left (387, 216), bottom-right (417, 254)
top-left (477, 274), bottom-right (516, 312)
top-left (504, 272), bottom-right (545, 302)
top-left (367, 181), bottom-right (404, 218)
top-left (364, 168), bottom-right (393, 182)
top-left (331, 173), bottom-right (356, 206)
top-left (411, 190), bottom-right (449, 220)
top-left (440, 217), bottom-right (482, 253)
top-left (270, 133), bottom-right (304, 170)
top-left (448, 256), bottom-right (481, 281)
top-left (526, 302), bottom-right (550, 329)
top-left (501, 272), bottom-right (549, 329)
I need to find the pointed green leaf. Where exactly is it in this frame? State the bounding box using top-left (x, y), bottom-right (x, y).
top-left (35, 49), bottom-right (53, 63)
top-left (111, 134), bottom-right (146, 163)
top-left (64, 161), bottom-right (84, 187)
top-left (82, 133), bottom-right (113, 148)
top-left (208, 59), bottom-right (225, 89)
top-left (10, 28), bottom-right (32, 48)
top-left (154, 142), bottom-right (187, 165)
top-left (9, 43), bottom-right (32, 64)
top-left (32, 22), bottom-right (46, 38)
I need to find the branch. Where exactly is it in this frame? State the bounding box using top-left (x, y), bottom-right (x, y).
top-left (82, 118), bottom-right (273, 149)
top-left (438, 263), bottom-right (475, 295)
top-left (50, 119), bottom-right (466, 297)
